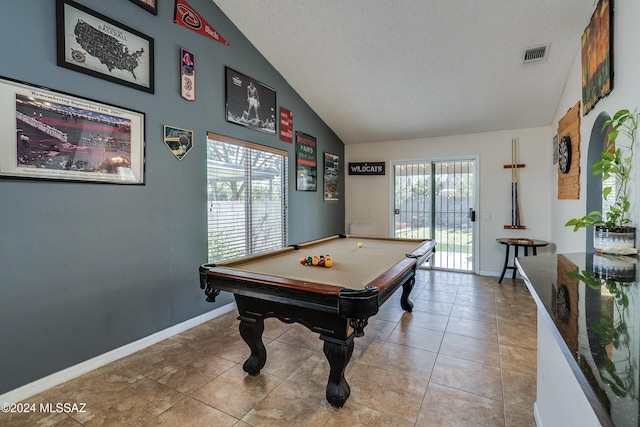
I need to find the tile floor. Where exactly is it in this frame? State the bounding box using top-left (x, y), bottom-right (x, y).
top-left (2, 270), bottom-right (538, 426)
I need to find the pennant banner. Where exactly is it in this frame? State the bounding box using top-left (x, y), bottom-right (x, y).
top-left (174, 0), bottom-right (231, 47)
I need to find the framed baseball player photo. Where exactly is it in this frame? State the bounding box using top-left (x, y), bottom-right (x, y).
top-left (225, 67), bottom-right (276, 135)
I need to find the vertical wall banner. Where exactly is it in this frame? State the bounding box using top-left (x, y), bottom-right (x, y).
top-left (295, 131), bottom-right (317, 191)
top-left (324, 152), bottom-right (339, 201)
top-left (279, 107), bottom-right (293, 143)
top-left (180, 48), bottom-right (195, 101)
top-left (173, 0), bottom-right (231, 47)
top-left (163, 125), bottom-right (193, 160)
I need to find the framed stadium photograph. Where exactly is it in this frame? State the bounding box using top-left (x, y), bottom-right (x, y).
top-left (0, 76), bottom-right (145, 184)
top-left (56, 0), bottom-right (155, 93)
top-left (225, 67), bottom-right (276, 134)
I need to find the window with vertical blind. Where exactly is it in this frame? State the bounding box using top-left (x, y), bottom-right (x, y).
top-left (207, 133), bottom-right (287, 262)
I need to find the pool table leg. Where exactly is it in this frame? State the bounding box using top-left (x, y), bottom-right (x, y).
top-left (400, 276), bottom-right (415, 311)
top-left (321, 334), bottom-right (354, 408)
top-left (238, 315), bottom-right (267, 375)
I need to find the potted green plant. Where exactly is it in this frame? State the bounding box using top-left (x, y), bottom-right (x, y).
top-left (565, 109), bottom-right (639, 254)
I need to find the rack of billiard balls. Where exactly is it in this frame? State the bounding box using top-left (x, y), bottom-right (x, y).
top-left (299, 255), bottom-right (333, 268)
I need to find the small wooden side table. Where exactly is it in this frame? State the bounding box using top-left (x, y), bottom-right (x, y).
top-left (496, 238), bottom-right (549, 283)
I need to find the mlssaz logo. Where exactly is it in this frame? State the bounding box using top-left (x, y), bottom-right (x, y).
top-left (176, 4), bottom-right (201, 30)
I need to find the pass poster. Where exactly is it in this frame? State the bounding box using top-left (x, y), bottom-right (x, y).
top-left (295, 131), bottom-right (316, 191)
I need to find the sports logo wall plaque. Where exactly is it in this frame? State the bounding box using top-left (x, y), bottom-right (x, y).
top-left (163, 125), bottom-right (193, 161)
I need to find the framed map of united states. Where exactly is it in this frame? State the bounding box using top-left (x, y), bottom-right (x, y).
top-left (56, 0), bottom-right (155, 93)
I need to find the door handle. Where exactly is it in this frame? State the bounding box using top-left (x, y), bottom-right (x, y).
top-left (469, 209), bottom-right (476, 222)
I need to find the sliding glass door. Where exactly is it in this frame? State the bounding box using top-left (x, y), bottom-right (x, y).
top-left (393, 159), bottom-right (476, 271)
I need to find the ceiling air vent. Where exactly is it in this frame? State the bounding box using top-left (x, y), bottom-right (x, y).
top-left (523, 45), bottom-right (548, 64)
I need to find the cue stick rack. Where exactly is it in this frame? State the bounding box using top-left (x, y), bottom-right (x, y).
top-left (503, 138), bottom-right (526, 230)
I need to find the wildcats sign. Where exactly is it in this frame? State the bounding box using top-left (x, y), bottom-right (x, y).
top-left (348, 162), bottom-right (385, 175)
top-left (174, 0), bottom-right (231, 47)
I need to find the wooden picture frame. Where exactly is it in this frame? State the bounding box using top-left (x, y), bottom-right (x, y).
top-left (225, 67), bottom-right (276, 134)
top-left (130, 0), bottom-right (157, 15)
top-left (0, 76), bottom-right (145, 184)
top-left (56, 0), bottom-right (155, 93)
top-left (581, 0), bottom-right (612, 115)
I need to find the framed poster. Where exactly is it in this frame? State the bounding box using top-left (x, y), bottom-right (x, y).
top-left (130, 0), bottom-right (157, 15)
top-left (324, 152), bottom-right (339, 201)
top-left (296, 131), bottom-right (317, 191)
top-left (279, 106), bottom-right (293, 143)
top-left (56, 0), bottom-right (155, 93)
top-left (225, 67), bottom-right (276, 134)
top-left (581, 0), bottom-right (612, 115)
top-left (0, 76), bottom-right (145, 184)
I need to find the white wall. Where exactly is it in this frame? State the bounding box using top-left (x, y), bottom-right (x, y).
top-left (551, 0), bottom-right (640, 253)
top-left (345, 126), bottom-right (552, 275)
top-left (346, 0), bottom-right (640, 273)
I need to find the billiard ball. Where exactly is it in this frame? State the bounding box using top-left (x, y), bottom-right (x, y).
top-left (357, 242), bottom-right (363, 248)
top-left (299, 257), bottom-right (307, 265)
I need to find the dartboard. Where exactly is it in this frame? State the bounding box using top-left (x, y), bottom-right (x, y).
top-left (559, 136), bottom-right (571, 174)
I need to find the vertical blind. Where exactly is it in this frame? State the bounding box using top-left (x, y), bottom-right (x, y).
top-left (207, 134), bottom-right (287, 262)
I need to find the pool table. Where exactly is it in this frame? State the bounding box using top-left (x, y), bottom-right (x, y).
top-left (198, 234), bottom-right (436, 407)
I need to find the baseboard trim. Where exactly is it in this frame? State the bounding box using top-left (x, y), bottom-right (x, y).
top-left (533, 401), bottom-right (543, 426)
top-left (0, 303), bottom-right (237, 404)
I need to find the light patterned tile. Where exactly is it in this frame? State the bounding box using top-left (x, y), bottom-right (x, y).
top-left (348, 363), bottom-right (427, 423)
top-left (261, 340), bottom-right (315, 378)
top-left (143, 397), bottom-right (237, 427)
top-left (439, 332), bottom-right (501, 367)
top-left (190, 365), bottom-right (282, 420)
top-left (325, 401), bottom-right (413, 427)
top-left (416, 383), bottom-right (504, 426)
top-left (241, 380), bottom-right (333, 426)
top-left (499, 344), bottom-right (537, 376)
top-left (430, 354), bottom-right (503, 401)
top-left (446, 316), bottom-right (498, 342)
top-left (357, 340), bottom-right (437, 380)
top-left (70, 378), bottom-right (184, 426)
top-left (400, 310), bottom-right (450, 332)
top-left (387, 323), bottom-right (444, 353)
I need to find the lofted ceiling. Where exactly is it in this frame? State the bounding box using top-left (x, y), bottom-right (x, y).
top-left (213, 0), bottom-right (597, 144)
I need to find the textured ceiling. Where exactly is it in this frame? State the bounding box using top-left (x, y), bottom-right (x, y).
top-left (213, 0), bottom-right (597, 144)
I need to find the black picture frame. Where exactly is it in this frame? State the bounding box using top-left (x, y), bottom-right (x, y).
top-left (324, 152), bottom-right (339, 201)
top-left (0, 76), bottom-right (145, 184)
top-left (225, 67), bottom-right (276, 134)
top-left (130, 0), bottom-right (157, 15)
top-left (56, 0), bottom-right (155, 93)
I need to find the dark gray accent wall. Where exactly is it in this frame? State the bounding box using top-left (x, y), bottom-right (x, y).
top-left (0, 0), bottom-right (344, 394)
